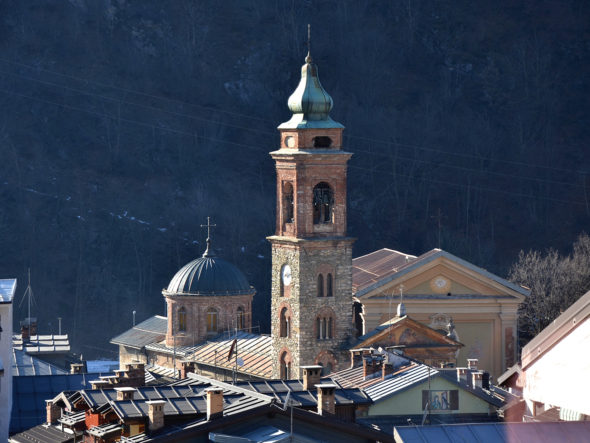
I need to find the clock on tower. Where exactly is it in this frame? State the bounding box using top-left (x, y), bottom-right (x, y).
top-left (268, 37), bottom-right (355, 379)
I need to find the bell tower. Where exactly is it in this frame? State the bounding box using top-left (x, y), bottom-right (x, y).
top-left (269, 36), bottom-right (354, 379)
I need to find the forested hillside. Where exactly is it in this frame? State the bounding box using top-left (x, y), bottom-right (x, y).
top-left (0, 0), bottom-right (589, 358)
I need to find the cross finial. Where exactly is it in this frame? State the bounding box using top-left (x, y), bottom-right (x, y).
top-left (305, 24), bottom-right (312, 63)
top-left (200, 216), bottom-right (217, 257)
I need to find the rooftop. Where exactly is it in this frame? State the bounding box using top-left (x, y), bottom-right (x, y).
top-left (13, 334), bottom-right (70, 354)
top-left (110, 315), bottom-right (167, 350)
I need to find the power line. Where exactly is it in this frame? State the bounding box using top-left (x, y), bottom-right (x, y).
top-left (0, 79), bottom-right (587, 206)
top-left (0, 56), bottom-right (585, 176)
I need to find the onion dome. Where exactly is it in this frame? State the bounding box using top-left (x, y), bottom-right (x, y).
top-left (278, 50), bottom-right (344, 130)
top-left (163, 234), bottom-right (254, 297)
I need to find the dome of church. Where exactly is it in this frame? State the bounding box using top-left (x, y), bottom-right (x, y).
top-left (164, 238), bottom-right (254, 297)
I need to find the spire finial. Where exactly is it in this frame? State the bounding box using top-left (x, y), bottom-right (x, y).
top-left (397, 284), bottom-right (406, 317)
top-left (305, 23), bottom-right (312, 64)
top-left (200, 216), bottom-right (217, 257)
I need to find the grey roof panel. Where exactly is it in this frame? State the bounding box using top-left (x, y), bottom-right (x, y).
top-left (110, 315), bottom-right (167, 349)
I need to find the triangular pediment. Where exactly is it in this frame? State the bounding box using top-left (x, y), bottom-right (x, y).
top-left (356, 315), bottom-right (463, 350)
top-left (354, 249), bottom-right (527, 302)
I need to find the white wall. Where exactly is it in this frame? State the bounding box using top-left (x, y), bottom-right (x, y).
top-left (0, 302), bottom-right (14, 441)
top-left (524, 318), bottom-right (590, 417)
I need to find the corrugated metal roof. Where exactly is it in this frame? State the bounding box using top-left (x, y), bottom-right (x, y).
top-left (12, 348), bottom-right (68, 376)
top-left (0, 278), bottom-right (17, 302)
top-left (393, 421), bottom-right (590, 443)
top-left (10, 373), bottom-right (111, 434)
top-left (110, 315), bottom-right (167, 349)
top-left (189, 332), bottom-right (273, 378)
top-left (364, 365), bottom-right (436, 401)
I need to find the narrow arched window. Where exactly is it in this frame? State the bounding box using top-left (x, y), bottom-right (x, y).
top-left (313, 182), bottom-right (334, 224)
top-left (178, 307), bottom-right (187, 332)
top-left (328, 317), bottom-right (333, 339)
top-left (283, 182), bottom-right (294, 223)
top-left (280, 352), bottom-right (291, 380)
top-left (280, 308), bottom-right (290, 338)
top-left (236, 307), bottom-right (245, 330)
top-left (206, 307), bottom-right (218, 333)
top-left (327, 273), bottom-right (333, 297)
top-left (317, 274), bottom-right (324, 297)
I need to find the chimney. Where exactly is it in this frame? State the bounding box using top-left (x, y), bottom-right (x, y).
top-left (472, 371), bottom-right (483, 389)
top-left (467, 359), bottom-right (478, 371)
top-left (349, 349), bottom-right (363, 368)
top-left (146, 400), bottom-right (166, 433)
top-left (46, 400), bottom-right (60, 425)
top-left (316, 383), bottom-right (337, 416)
top-left (457, 368), bottom-right (467, 383)
top-left (115, 387), bottom-right (136, 401)
top-left (70, 363), bottom-right (85, 374)
top-left (301, 365), bottom-right (323, 390)
top-left (180, 361), bottom-right (195, 379)
top-left (482, 372), bottom-right (490, 390)
top-left (363, 355), bottom-right (383, 379)
top-left (90, 380), bottom-right (110, 390)
top-left (206, 387), bottom-right (224, 421)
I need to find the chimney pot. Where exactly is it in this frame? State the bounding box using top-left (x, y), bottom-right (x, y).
top-left (457, 367), bottom-right (467, 382)
top-left (316, 383), bottom-right (337, 416)
top-left (301, 365), bottom-right (323, 390)
top-left (472, 371), bottom-right (483, 389)
top-left (206, 387), bottom-right (224, 420)
top-left (115, 387), bottom-right (135, 401)
top-left (146, 400), bottom-right (166, 433)
top-left (467, 359), bottom-right (478, 370)
top-left (46, 400), bottom-right (60, 425)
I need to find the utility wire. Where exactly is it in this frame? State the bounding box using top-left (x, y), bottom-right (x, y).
top-left (0, 56), bottom-right (585, 176)
top-left (0, 79), bottom-right (586, 205)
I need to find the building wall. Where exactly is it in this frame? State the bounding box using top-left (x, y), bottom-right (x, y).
top-left (119, 346), bottom-right (147, 368)
top-left (359, 260), bottom-right (520, 377)
top-left (0, 302), bottom-right (13, 442)
top-left (165, 294), bottom-right (252, 347)
top-left (270, 239), bottom-right (353, 378)
top-left (523, 318), bottom-right (590, 417)
top-left (368, 376), bottom-right (493, 416)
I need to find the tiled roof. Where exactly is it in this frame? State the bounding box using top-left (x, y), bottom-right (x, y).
top-left (9, 423), bottom-right (83, 443)
top-left (110, 315), bottom-right (167, 350)
top-left (353, 248), bottom-right (529, 298)
top-left (188, 331), bottom-right (273, 378)
top-left (0, 278), bottom-right (17, 302)
top-left (13, 334), bottom-right (70, 354)
top-left (352, 249), bottom-right (416, 294)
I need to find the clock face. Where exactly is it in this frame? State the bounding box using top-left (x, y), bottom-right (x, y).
top-left (430, 276), bottom-right (451, 293)
top-left (281, 265), bottom-right (292, 286)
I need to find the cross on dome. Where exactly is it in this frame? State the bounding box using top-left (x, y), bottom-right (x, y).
top-left (200, 216), bottom-right (217, 258)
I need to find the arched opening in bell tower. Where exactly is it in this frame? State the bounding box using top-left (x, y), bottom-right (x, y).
top-left (283, 182), bottom-right (294, 223)
top-left (313, 182), bottom-right (334, 224)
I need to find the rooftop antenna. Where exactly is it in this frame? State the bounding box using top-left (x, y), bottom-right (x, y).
top-left (200, 216), bottom-right (217, 257)
top-left (19, 268), bottom-right (38, 338)
top-left (306, 23), bottom-right (312, 63)
top-left (132, 310), bottom-right (136, 327)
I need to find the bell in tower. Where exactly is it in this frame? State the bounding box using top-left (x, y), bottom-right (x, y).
top-left (269, 27), bottom-right (355, 379)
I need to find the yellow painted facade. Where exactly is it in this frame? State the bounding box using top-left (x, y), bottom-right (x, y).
top-left (368, 376), bottom-right (493, 416)
top-left (356, 253), bottom-right (526, 378)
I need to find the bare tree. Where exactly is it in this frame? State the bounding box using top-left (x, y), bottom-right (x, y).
top-left (510, 233), bottom-right (590, 343)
